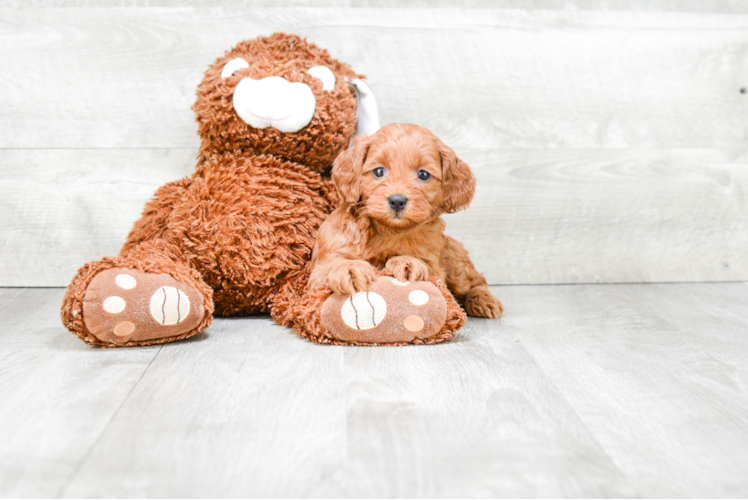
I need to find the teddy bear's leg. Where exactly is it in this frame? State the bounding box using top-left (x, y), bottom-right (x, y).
top-left (272, 274), bottom-right (466, 346)
top-left (61, 239), bottom-right (213, 348)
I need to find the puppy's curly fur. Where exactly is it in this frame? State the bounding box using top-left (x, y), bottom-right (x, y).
top-left (309, 123), bottom-right (503, 319)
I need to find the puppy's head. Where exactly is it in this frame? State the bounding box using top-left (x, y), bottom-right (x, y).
top-left (333, 123), bottom-right (476, 229)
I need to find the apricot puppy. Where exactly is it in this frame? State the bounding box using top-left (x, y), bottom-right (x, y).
top-left (309, 123), bottom-right (503, 319)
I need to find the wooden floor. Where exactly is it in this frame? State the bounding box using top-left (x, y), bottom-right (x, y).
top-left (1, 283), bottom-right (747, 498)
top-left (2, 3), bottom-right (746, 497)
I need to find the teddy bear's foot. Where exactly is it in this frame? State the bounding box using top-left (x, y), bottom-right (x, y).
top-left (78, 267), bottom-right (206, 346)
top-left (62, 255), bottom-right (213, 347)
top-left (320, 276), bottom-right (462, 345)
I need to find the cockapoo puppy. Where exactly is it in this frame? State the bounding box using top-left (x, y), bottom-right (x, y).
top-left (309, 123), bottom-right (503, 319)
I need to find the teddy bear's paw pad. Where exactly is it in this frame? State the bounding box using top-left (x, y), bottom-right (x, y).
top-left (82, 268), bottom-right (205, 345)
top-left (321, 276), bottom-right (448, 344)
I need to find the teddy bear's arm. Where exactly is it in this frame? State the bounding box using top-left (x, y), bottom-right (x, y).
top-left (119, 177), bottom-right (192, 256)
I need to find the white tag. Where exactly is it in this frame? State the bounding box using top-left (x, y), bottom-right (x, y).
top-left (347, 78), bottom-right (380, 136)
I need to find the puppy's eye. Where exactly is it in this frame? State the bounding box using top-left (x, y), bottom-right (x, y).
top-left (373, 167), bottom-right (385, 178)
top-left (418, 170), bottom-right (431, 181)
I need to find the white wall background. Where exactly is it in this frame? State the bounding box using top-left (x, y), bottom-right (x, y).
top-left (1, 1), bottom-right (746, 286)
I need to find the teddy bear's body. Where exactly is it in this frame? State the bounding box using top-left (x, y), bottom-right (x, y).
top-left (62, 34), bottom-right (359, 346)
top-left (61, 33), bottom-right (466, 348)
top-left (121, 151), bottom-right (337, 317)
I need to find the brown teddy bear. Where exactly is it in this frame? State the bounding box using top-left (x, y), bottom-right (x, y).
top-left (61, 33), bottom-right (465, 347)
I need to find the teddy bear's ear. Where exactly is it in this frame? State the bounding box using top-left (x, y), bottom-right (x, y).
top-left (439, 139), bottom-right (476, 214)
top-left (347, 79), bottom-right (380, 136)
top-left (332, 136), bottom-right (372, 206)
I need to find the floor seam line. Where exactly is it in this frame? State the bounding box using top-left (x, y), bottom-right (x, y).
top-left (56, 344), bottom-right (164, 497)
top-left (511, 330), bottom-right (644, 497)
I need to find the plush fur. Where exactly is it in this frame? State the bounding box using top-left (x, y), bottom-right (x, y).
top-left (273, 269), bottom-right (466, 346)
top-left (309, 123), bottom-right (504, 319)
top-left (60, 34), bottom-right (466, 347)
top-left (193, 35), bottom-right (360, 171)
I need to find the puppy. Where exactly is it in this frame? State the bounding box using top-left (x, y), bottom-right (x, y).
top-left (308, 123), bottom-right (503, 319)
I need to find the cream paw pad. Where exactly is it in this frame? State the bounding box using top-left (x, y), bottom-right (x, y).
top-left (320, 276), bottom-right (448, 344)
top-left (81, 268), bottom-right (205, 345)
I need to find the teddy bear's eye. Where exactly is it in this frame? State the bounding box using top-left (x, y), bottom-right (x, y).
top-left (308, 66), bottom-right (336, 91)
top-left (373, 167), bottom-right (385, 178)
top-left (221, 57), bottom-right (249, 78)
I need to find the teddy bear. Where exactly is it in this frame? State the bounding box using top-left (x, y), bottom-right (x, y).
top-left (60, 33), bottom-right (465, 348)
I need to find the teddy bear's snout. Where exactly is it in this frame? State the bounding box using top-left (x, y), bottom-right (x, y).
top-left (232, 76), bottom-right (317, 134)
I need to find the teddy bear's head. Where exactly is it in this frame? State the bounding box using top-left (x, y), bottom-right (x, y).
top-left (193, 33), bottom-right (376, 172)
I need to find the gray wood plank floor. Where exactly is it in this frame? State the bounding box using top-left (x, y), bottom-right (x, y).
top-left (1, 284), bottom-right (747, 497)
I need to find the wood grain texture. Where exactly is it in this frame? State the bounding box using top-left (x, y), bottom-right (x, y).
top-left (1, 5), bottom-right (747, 286)
top-left (0, 149), bottom-right (196, 287)
top-left (1, 7), bottom-right (746, 150)
top-left (334, 324), bottom-right (634, 498)
top-left (502, 282), bottom-right (748, 497)
top-left (2, 284), bottom-right (748, 496)
top-left (59, 315), bottom-right (350, 498)
top-left (0, 288), bottom-right (161, 498)
top-left (10, 0), bottom-right (748, 11)
top-left (448, 148), bottom-right (748, 284)
top-left (56, 292), bottom-right (635, 498)
top-left (2, 147), bottom-right (746, 286)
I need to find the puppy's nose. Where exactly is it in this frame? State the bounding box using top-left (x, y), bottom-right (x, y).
top-left (388, 194), bottom-right (408, 212)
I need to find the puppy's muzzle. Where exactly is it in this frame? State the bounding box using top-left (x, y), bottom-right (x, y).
top-left (388, 194), bottom-right (408, 213)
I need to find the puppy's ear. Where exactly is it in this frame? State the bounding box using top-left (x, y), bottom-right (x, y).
top-left (332, 136), bottom-right (371, 206)
top-left (439, 140), bottom-right (476, 213)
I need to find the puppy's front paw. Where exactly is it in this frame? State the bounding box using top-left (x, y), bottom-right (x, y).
top-left (464, 286), bottom-right (504, 319)
top-left (385, 256), bottom-right (430, 283)
top-left (327, 260), bottom-right (378, 296)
